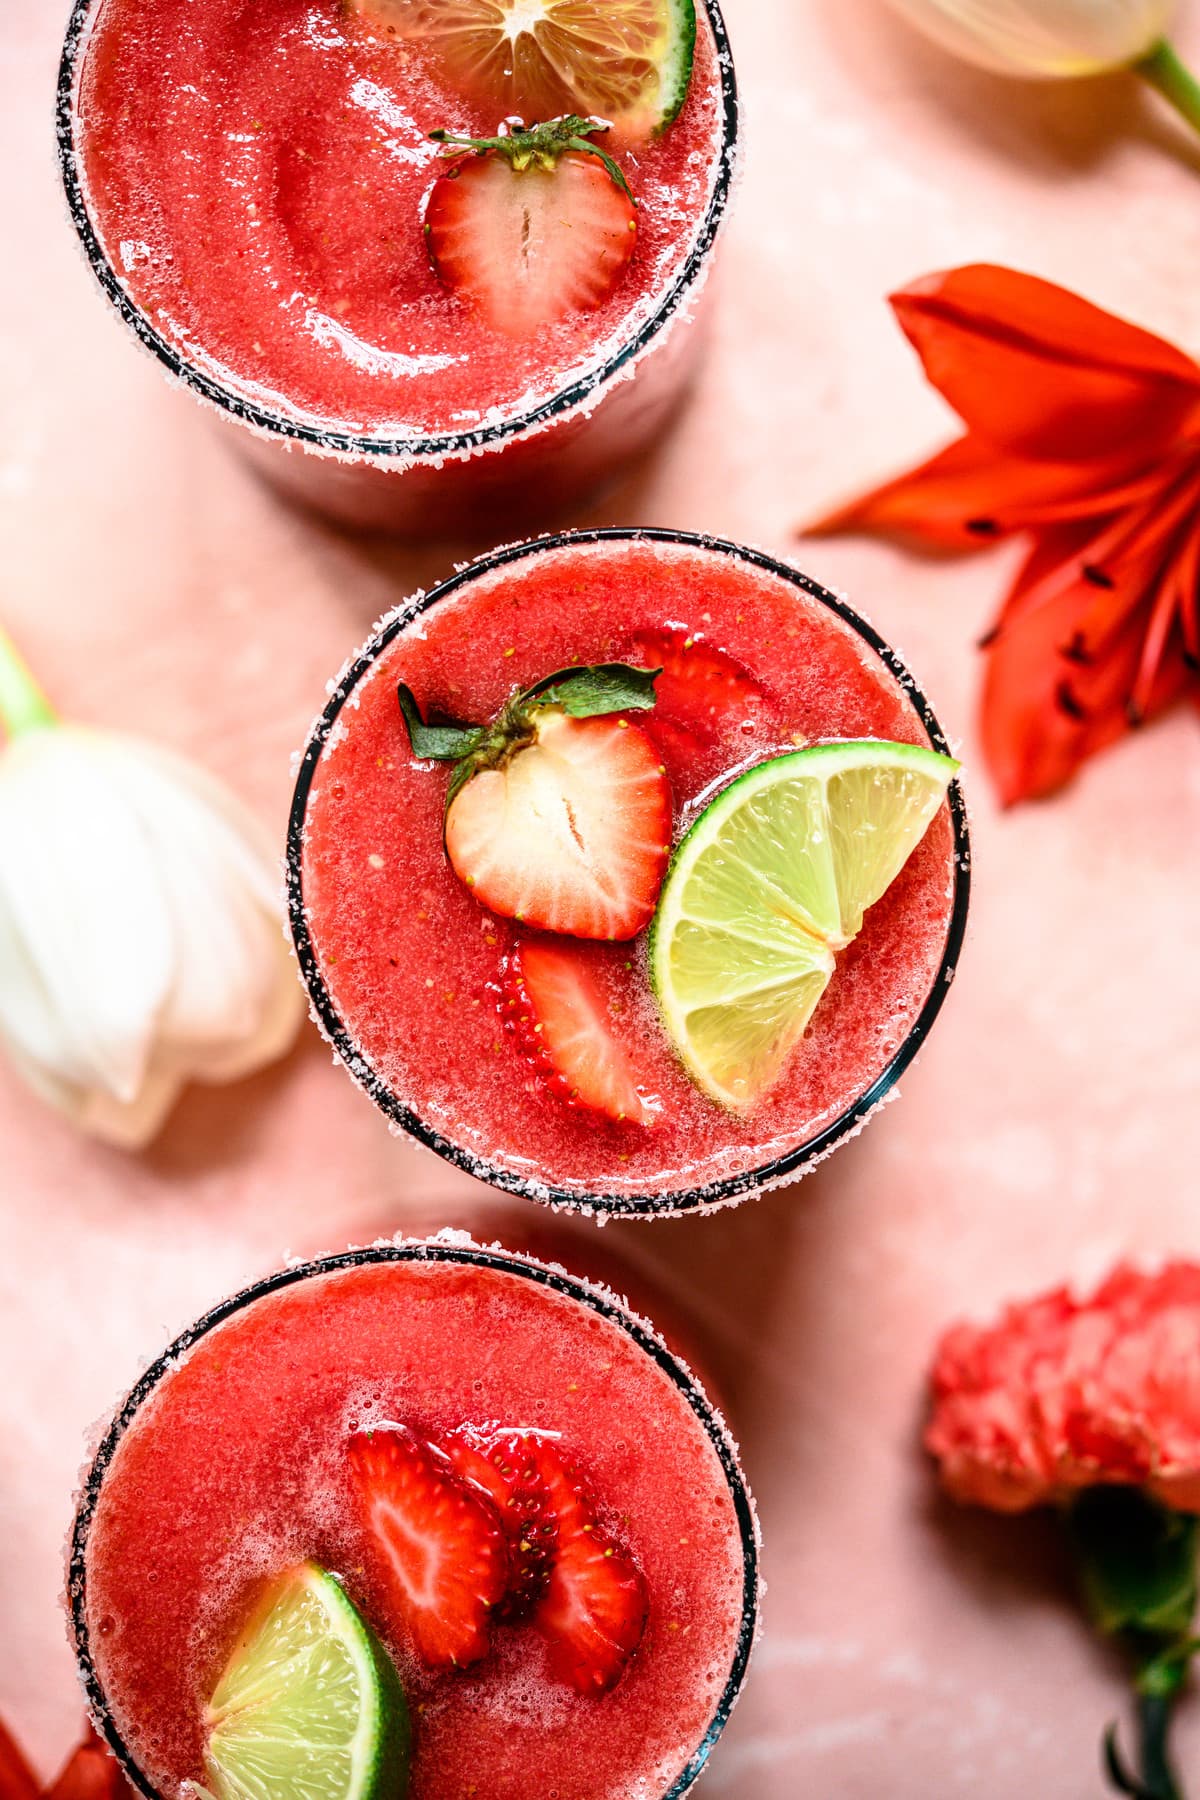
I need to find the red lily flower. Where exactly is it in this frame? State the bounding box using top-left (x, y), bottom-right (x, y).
top-left (810, 264), bottom-right (1200, 805)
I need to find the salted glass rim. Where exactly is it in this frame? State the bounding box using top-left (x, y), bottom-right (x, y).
top-left (68, 1238), bottom-right (762, 1800)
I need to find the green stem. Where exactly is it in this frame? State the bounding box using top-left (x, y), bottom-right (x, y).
top-left (1104, 1696), bottom-right (1186, 1800)
top-left (1137, 40), bottom-right (1200, 140)
top-left (0, 624), bottom-right (56, 740)
top-left (1139, 1690), bottom-right (1184, 1800)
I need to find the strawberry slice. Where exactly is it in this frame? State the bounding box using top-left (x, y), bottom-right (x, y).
top-left (442, 1428), bottom-right (648, 1695)
top-left (347, 1425), bottom-right (510, 1669)
top-left (424, 117), bottom-right (638, 337)
top-left (444, 1427), bottom-right (560, 1615)
top-left (529, 1439), bottom-right (648, 1697)
top-left (627, 628), bottom-right (766, 746)
top-left (398, 661), bottom-right (672, 940)
top-left (502, 940), bottom-right (658, 1125)
top-left (446, 713), bottom-right (671, 941)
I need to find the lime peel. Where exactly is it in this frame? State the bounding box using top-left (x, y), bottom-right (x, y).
top-left (348, 0), bottom-right (698, 136)
top-left (649, 740), bottom-right (960, 1112)
top-left (204, 1562), bottom-right (410, 1800)
top-left (650, 0), bottom-right (699, 129)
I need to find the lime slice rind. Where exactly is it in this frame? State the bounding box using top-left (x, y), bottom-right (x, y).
top-left (652, 0), bottom-right (698, 129)
top-left (205, 1564), bottom-right (409, 1800)
top-left (349, 0), bottom-right (697, 135)
top-left (650, 740), bottom-right (959, 1112)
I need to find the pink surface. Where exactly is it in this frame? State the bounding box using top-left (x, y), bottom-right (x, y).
top-left (3, 2), bottom-right (1200, 1796)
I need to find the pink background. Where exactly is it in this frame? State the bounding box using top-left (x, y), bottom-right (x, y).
top-left (5, 2), bottom-right (1200, 1794)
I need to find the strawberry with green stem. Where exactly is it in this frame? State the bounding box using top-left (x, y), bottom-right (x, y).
top-left (423, 118), bottom-right (639, 336)
top-left (397, 662), bottom-right (671, 942)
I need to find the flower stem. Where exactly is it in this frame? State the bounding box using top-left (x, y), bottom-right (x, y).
top-left (1137, 40), bottom-right (1200, 141)
top-left (0, 624), bottom-right (57, 740)
top-left (1105, 1696), bottom-right (1185, 1800)
top-left (1138, 1691), bottom-right (1184, 1800)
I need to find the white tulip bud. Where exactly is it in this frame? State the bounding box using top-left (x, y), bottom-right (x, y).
top-left (0, 636), bottom-right (303, 1147)
top-left (883, 0), bottom-right (1174, 77)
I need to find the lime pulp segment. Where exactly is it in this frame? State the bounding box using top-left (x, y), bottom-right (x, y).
top-left (649, 741), bottom-right (960, 1112)
top-left (205, 1562), bottom-right (410, 1800)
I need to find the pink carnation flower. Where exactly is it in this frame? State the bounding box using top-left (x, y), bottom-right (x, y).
top-left (926, 1264), bottom-right (1200, 1514)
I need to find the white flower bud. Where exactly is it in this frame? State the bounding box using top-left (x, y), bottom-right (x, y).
top-left (0, 725), bottom-right (303, 1147)
top-left (882, 0), bottom-right (1174, 77)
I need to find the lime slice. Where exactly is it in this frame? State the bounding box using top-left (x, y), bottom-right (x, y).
top-left (649, 741), bottom-right (959, 1111)
top-left (349, 0), bottom-right (697, 134)
top-left (204, 1563), bottom-right (410, 1800)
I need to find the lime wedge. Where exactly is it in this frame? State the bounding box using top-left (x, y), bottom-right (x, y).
top-left (204, 1563), bottom-right (410, 1800)
top-left (649, 741), bottom-right (959, 1111)
top-left (349, 0), bottom-right (697, 135)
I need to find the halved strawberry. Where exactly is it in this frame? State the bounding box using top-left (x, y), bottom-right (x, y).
top-left (447, 713), bottom-right (670, 940)
top-left (347, 1425), bottom-right (510, 1669)
top-left (529, 1439), bottom-right (648, 1697)
top-left (627, 628), bottom-right (766, 744)
top-left (502, 940), bottom-right (658, 1125)
top-left (424, 117), bottom-right (638, 337)
top-left (444, 1426), bottom-right (560, 1614)
top-left (398, 662), bottom-right (671, 940)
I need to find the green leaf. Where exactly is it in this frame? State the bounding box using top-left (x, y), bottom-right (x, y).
top-left (396, 662), bottom-right (660, 828)
top-left (429, 117), bottom-right (634, 201)
top-left (520, 663), bottom-right (661, 721)
top-left (1137, 1638), bottom-right (1200, 1701)
top-left (397, 684), bottom-right (485, 763)
top-left (1068, 1489), bottom-right (1200, 1644)
top-left (445, 753), bottom-right (487, 812)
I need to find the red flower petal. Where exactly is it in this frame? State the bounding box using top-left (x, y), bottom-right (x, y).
top-left (892, 265), bottom-right (1200, 462)
top-left (982, 521), bottom-right (1194, 804)
top-left (928, 1264), bottom-right (1200, 1514)
top-left (807, 264), bottom-right (1200, 803)
top-left (1169, 523), bottom-right (1200, 669)
top-left (810, 433), bottom-right (1165, 550)
top-left (44, 1734), bottom-right (125, 1800)
top-left (0, 1720), bottom-right (38, 1800)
